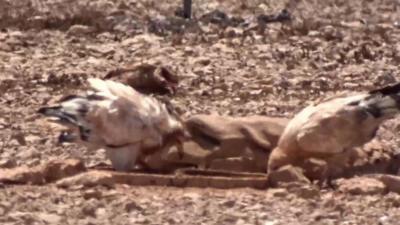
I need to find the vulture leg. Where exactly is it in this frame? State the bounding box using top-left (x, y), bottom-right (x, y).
top-left (105, 144), bottom-right (140, 172)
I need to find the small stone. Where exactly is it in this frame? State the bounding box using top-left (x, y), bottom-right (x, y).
top-left (263, 220), bottom-right (279, 225)
top-left (67, 25), bottom-right (95, 36)
top-left (336, 177), bottom-right (386, 195)
top-left (0, 43), bottom-right (12, 52)
top-left (379, 215), bottom-right (389, 224)
top-left (267, 188), bottom-right (288, 198)
top-left (56, 170), bottom-right (116, 188)
top-left (86, 45), bottom-right (115, 56)
top-left (82, 205), bottom-right (96, 218)
top-left (0, 158), bottom-right (17, 168)
top-left (43, 158), bottom-right (86, 182)
top-left (38, 213), bottom-right (62, 224)
top-left (95, 208), bottom-right (107, 218)
top-left (221, 199), bottom-right (236, 207)
top-left (268, 165), bottom-right (310, 186)
top-left (124, 201), bottom-right (143, 212)
top-left (374, 174), bottom-right (400, 194)
top-left (385, 193), bottom-right (400, 207)
top-left (291, 185), bottom-right (320, 199)
top-left (312, 210), bottom-right (340, 220)
top-left (83, 189), bottom-right (102, 200)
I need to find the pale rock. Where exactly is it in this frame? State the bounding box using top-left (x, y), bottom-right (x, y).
top-left (67, 25), bottom-right (95, 36)
top-left (268, 165), bottom-right (311, 187)
top-left (336, 177), bottom-right (386, 195)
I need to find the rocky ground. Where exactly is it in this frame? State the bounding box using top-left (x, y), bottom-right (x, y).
top-left (1, 184), bottom-right (400, 225)
top-left (1, 0), bottom-right (400, 224)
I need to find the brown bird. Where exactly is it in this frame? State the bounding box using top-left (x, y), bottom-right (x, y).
top-left (104, 63), bottom-right (179, 95)
top-left (38, 78), bottom-right (186, 172)
top-left (268, 82), bottom-right (400, 180)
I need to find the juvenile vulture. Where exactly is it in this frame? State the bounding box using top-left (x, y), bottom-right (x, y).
top-left (268, 82), bottom-right (400, 180)
top-left (38, 78), bottom-right (186, 172)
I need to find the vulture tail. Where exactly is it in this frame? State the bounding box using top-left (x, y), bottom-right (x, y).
top-left (37, 106), bottom-right (80, 126)
top-left (37, 95), bottom-right (91, 126)
top-left (38, 95), bottom-right (93, 142)
top-left (361, 81), bottom-right (400, 118)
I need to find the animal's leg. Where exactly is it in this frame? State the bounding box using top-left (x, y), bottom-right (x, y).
top-left (138, 143), bottom-right (182, 172)
top-left (200, 138), bottom-right (246, 169)
top-left (301, 157), bottom-right (329, 186)
top-left (198, 144), bottom-right (227, 169)
top-left (105, 144), bottom-right (140, 172)
top-left (175, 138), bottom-right (185, 160)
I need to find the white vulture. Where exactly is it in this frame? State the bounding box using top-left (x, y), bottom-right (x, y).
top-left (267, 82), bottom-right (400, 179)
top-left (38, 78), bottom-right (186, 172)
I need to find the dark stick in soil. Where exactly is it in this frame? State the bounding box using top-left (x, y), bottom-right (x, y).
top-left (183, 0), bottom-right (192, 19)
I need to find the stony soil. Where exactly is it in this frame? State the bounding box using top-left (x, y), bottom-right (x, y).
top-left (1, 0), bottom-right (400, 224)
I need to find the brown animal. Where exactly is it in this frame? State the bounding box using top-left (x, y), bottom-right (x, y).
top-left (268, 82), bottom-right (400, 181)
top-left (38, 78), bottom-right (186, 172)
top-left (186, 115), bottom-right (289, 172)
top-left (139, 114), bottom-right (289, 173)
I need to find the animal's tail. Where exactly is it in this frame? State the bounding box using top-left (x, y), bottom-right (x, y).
top-left (361, 81), bottom-right (400, 118)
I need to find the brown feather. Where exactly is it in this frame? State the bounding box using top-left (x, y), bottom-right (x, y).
top-left (268, 87), bottom-right (400, 180)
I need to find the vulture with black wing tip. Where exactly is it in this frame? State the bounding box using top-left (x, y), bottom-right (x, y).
top-left (38, 78), bottom-right (186, 172)
top-left (268, 82), bottom-right (400, 180)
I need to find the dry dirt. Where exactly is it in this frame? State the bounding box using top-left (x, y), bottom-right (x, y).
top-left (2, 0), bottom-right (400, 224)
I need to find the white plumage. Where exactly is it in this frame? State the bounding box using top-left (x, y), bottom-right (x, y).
top-left (38, 78), bottom-right (185, 171)
top-left (268, 82), bottom-right (400, 179)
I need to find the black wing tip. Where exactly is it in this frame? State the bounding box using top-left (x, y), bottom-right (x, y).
top-left (37, 107), bottom-right (46, 114)
top-left (57, 94), bottom-right (85, 103)
top-left (369, 81), bottom-right (400, 95)
top-left (37, 106), bottom-right (63, 118)
top-left (37, 107), bottom-right (54, 115)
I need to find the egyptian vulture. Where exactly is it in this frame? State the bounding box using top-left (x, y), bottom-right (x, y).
top-left (268, 82), bottom-right (400, 179)
top-left (38, 78), bottom-right (186, 172)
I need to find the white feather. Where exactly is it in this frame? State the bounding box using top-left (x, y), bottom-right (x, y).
top-left (40, 78), bottom-right (183, 171)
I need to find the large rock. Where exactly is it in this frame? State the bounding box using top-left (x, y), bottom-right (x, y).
top-left (56, 169), bottom-right (269, 189)
top-left (0, 159), bottom-right (86, 185)
top-left (56, 170), bottom-right (117, 188)
top-left (42, 159), bottom-right (86, 182)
